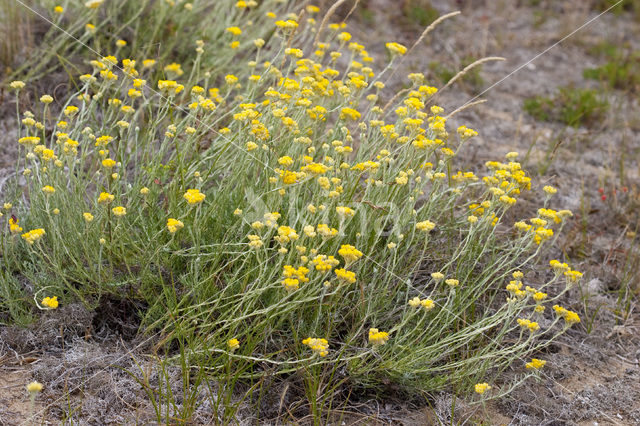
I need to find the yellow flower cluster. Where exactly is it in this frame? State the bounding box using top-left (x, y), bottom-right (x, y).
top-left (368, 328), bottom-right (389, 346)
top-left (167, 218), bottom-right (184, 233)
top-left (42, 296), bottom-right (59, 309)
top-left (310, 254), bottom-right (339, 272)
top-left (338, 244), bottom-right (362, 264)
top-left (525, 358), bottom-right (546, 370)
top-left (549, 260), bottom-right (582, 284)
top-left (112, 206), bottom-right (126, 217)
top-left (282, 265), bottom-right (310, 291)
top-left (553, 305), bottom-right (581, 325)
top-left (549, 259), bottom-right (570, 273)
top-left (27, 381), bottom-right (43, 394)
top-left (275, 226), bottom-right (299, 244)
top-left (227, 338), bottom-right (240, 351)
top-left (517, 318), bottom-right (540, 332)
top-left (316, 224), bottom-right (338, 239)
top-left (183, 189), bottom-right (205, 205)
top-left (9, 218), bottom-right (22, 234)
top-left (247, 234), bottom-right (263, 249)
top-left (563, 269), bottom-right (583, 284)
top-left (336, 206), bottom-right (355, 218)
top-left (457, 125), bottom-right (478, 139)
top-left (302, 337), bottom-right (329, 357)
top-left (5, 4), bottom-right (584, 401)
top-left (22, 228), bottom-right (45, 244)
top-left (445, 278), bottom-right (459, 288)
top-left (98, 192), bottom-right (115, 204)
top-left (415, 220), bottom-right (435, 233)
top-left (334, 268), bottom-right (356, 284)
top-left (408, 297), bottom-right (435, 310)
top-left (385, 42), bottom-right (407, 56)
top-left (475, 382), bottom-right (491, 395)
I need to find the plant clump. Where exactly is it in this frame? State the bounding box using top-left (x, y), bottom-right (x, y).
top-left (2, 0), bottom-right (584, 421)
top-left (523, 86), bottom-right (609, 127)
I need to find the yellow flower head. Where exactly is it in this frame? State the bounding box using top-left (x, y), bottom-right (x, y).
top-left (416, 220), bottom-right (435, 233)
top-left (9, 217), bottom-right (23, 234)
top-left (474, 383), bottom-right (491, 395)
top-left (42, 185), bottom-right (55, 194)
top-left (26, 381), bottom-right (43, 393)
top-left (310, 254), bottom-right (339, 272)
top-left (368, 328), bottom-right (389, 346)
top-left (101, 158), bottom-right (116, 168)
top-left (554, 306), bottom-right (581, 326)
top-left (525, 358), bottom-right (546, 370)
top-left (564, 270), bottom-right (583, 284)
top-left (112, 206), bottom-right (126, 217)
top-left (9, 80), bottom-right (26, 90)
top-left (21, 228), bottom-right (46, 244)
top-left (445, 278), bottom-right (459, 288)
top-left (18, 136), bottom-right (41, 147)
top-left (275, 19), bottom-right (299, 30)
top-left (302, 337), bottom-right (329, 357)
top-left (282, 277), bottom-right (300, 291)
top-left (63, 105), bottom-right (79, 117)
top-left (336, 206), bottom-right (355, 218)
top-left (386, 42), bottom-right (407, 56)
top-left (334, 268), bottom-right (356, 284)
top-left (340, 107), bottom-right (361, 121)
top-left (98, 192), bottom-right (115, 204)
top-left (227, 338), bottom-right (240, 351)
top-left (420, 298), bottom-right (435, 310)
top-left (167, 218), bottom-right (184, 233)
top-left (183, 189), bottom-right (205, 205)
top-left (280, 170), bottom-right (298, 185)
top-left (42, 296), bottom-right (59, 309)
top-left (431, 272), bottom-right (444, 282)
top-left (549, 260), bottom-right (570, 274)
top-left (338, 244), bottom-right (363, 264)
top-left (517, 318), bottom-right (540, 332)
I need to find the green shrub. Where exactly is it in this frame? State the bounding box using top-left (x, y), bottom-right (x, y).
top-left (3, 1), bottom-right (583, 421)
top-left (402, 0), bottom-right (440, 27)
top-left (583, 42), bottom-right (640, 92)
top-left (523, 86), bottom-right (608, 127)
top-left (591, 0), bottom-right (640, 19)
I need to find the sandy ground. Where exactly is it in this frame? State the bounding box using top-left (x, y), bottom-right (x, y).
top-left (1, 1), bottom-right (640, 424)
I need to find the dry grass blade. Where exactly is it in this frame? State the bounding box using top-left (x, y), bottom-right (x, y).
top-left (406, 11), bottom-right (461, 57)
top-left (445, 99), bottom-right (487, 120)
top-left (437, 56), bottom-right (505, 95)
top-left (381, 11), bottom-right (461, 88)
top-left (314, 0), bottom-right (360, 46)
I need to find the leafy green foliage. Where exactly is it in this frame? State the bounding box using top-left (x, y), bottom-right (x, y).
top-left (401, 0), bottom-right (440, 27)
top-left (523, 86), bottom-right (608, 127)
top-left (583, 42), bottom-right (640, 92)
